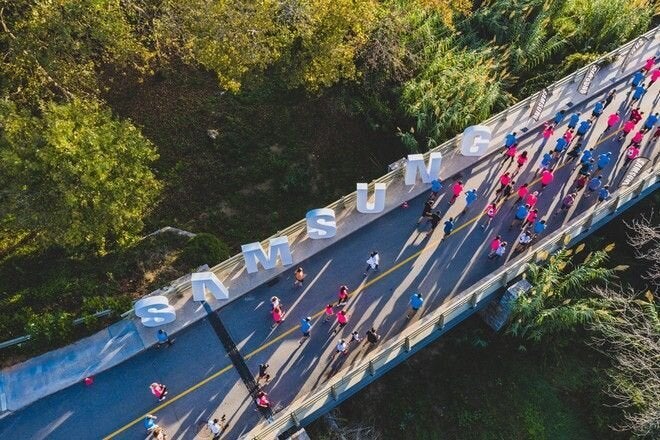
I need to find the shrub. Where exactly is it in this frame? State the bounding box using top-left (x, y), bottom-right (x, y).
top-left (26, 311), bottom-right (74, 348)
top-left (178, 233), bottom-right (230, 269)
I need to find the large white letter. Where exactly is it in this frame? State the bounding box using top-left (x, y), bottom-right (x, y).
top-left (306, 208), bottom-right (337, 239)
top-left (460, 125), bottom-right (491, 156)
top-left (134, 295), bottom-right (176, 328)
top-left (356, 183), bottom-right (387, 214)
top-left (191, 272), bottom-right (229, 302)
top-left (405, 152), bottom-right (442, 185)
top-left (241, 236), bottom-right (293, 274)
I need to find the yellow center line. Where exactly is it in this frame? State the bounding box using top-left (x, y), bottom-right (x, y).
top-left (104, 127), bottom-right (620, 438)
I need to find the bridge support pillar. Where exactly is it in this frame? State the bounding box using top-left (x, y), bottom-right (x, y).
top-left (330, 385), bottom-right (338, 401)
top-left (469, 292), bottom-right (478, 308)
top-left (368, 360), bottom-right (375, 376)
top-left (291, 411), bottom-right (301, 427)
top-left (404, 337), bottom-right (411, 352)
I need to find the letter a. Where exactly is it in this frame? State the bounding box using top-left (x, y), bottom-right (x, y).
top-left (241, 236), bottom-right (293, 274)
top-left (191, 272), bottom-right (229, 302)
top-left (356, 183), bottom-right (387, 213)
top-left (405, 152), bottom-right (442, 185)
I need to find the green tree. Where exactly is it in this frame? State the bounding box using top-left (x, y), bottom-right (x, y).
top-left (508, 247), bottom-right (616, 342)
top-left (0, 98), bottom-right (161, 254)
top-left (401, 38), bottom-right (512, 146)
top-left (0, 0), bottom-right (151, 103)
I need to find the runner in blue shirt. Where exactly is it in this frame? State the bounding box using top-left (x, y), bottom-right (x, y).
top-left (591, 101), bottom-right (604, 119)
top-left (597, 152), bottom-right (612, 170)
top-left (553, 110), bottom-right (566, 126)
top-left (407, 293), bottom-right (424, 319)
top-left (532, 219), bottom-right (546, 238)
top-left (643, 112), bottom-right (659, 131)
top-left (442, 217), bottom-right (455, 239)
top-left (504, 132), bottom-right (517, 148)
top-left (510, 204), bottom-right (530, 229)
top-left (631, 70), bottom-right (645, 88)
top-left (586, 175), bottom-right (603, 196)
top-left (463, 189), bottom-right (478, 214)
top-left (597, 186), bottom-right (610, 202)
top-left (568, 112), bottom-right (580, 129)
top-left (631, 84), bottom-right (646, 106)
top-left (576, 120), bottom-right (591, 137)
top-left (554, 137), bottom-right (568, 156)
top-left (299, 317), bottom-right (312, 344)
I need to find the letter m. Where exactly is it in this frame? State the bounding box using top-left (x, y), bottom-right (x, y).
top-left (241, 236), bottom-right (293, 274)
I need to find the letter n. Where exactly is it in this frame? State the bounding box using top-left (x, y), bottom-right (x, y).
top-left (405, 152), bottom-right (442, 185)
top-left (241, 236), bottom-right (293, 274)
top-left (191, 272), bottom-right (229, 302)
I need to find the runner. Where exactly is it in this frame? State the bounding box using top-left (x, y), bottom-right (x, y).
top-left (332, 310), bottom-right (349, 335)
top-left (442, 217), bottom-right (455, 240)
top-left (541, 123), bottom-right (554, 144)
top-left (577, 159), bottom-right (595, 178)
top-left (449, 180), bottom-right (463, 205)
top-left (574, 173), bottom-right (589, 191)
top-left (349, 331), bottom-right (362, 344)
top-left (597, 186), bottom-right (610, 203)
top-left (566, 141), bottom-right (582, 163)
top-left (335, 339), bottom-right (349, 355)
top-left (299, 317), bottom-right (312, 344)
top-left (463, 189), bottom-right (478, 214)
top-left (630, 70), bottom-right (645, 89)
top-left (590, 100), bottom-right (604, 120)
top-left (270, 296), bottom-right (280, 311)
top-left (553, 136), bottom-right (568, 159)
top-left (363, 251), bottom-right (380, 276)
top-left (417, 199), bottom-right (433, 224)
top-left (617, 119), bottom-right (636, 142)
top-left (510, 204), bottom-right (530, 230)
top-left (522, 208), bottom-right (538, 229)
top-left (596, 152), bottom-right (612, 171)
top-left (552, 109), bottom-right (566, 126)
top-left (406, 293), bottom-right (424, 319)
top-left (495, 172), bottom-right (512, 194)
top-left (503, 131), bottom-right (517, 149)
top-left (256, 391), bottom-right (271, 409)
top-left (567, 112), bottom-right (581, 130)
top-left (256, 363), bottom-right (270, 385)
top-left (503, 143), bottom-right (517, 166)
top-left (563, 129), bottom-right (574, 145)
top-left (630, 107), bottom-right (643, 124)
top-left (495, 179), bottom-right (515, 202)
top-left (539, 169), bottom-right (554, 192)
top-left (642, 56), bottom-right (656, 73)
top-left (642, 112), bottom-right (658, 132)
top-left (524, 190), bottom-right (539, 208)
top-left (337, 285), bottom-right (349, 306)
top-left (536, 150), bottom-right (553, 175)
top-left (513, 151), bottom-right (528, 176)
top-left (604, 112), bottom-right (620, 132)
top-left (293, 266), bottom-right (305, 287)
top-left (603, 89), bottom-right (616, 109)
top-left (430, 178), bottom-right (443, 200)
top-left (144, 415), bottom-right (159, 432)
top-left (427, 210), bottom-right (441, 236)
top-left (156, 329), bottom-right (174, 348)
top-left (555, 192), bottom-right (577, 216)
top-left (481, 202), bottom-right (498, 229)
top-left (576, 119), bottom-right (592, 139)
top-left (514, 182), bottom-right (529, 204)
top-left (532, 219), bottom-right (546, 239)
top-left (323, 304), bottom-right (335, 322)
top-left (490, 241), bottom-right (508, 260)
top-left (487, 235), bottom-right (502, 258)
top-left (515, 229), bottom-right (533, 253)
top-left (625, 144), bottom-right (640, 165)
top-left (585, 175), bottom-right (603, 197)
top-left (271, 304), bottom-right (285, 327)
top-left (366, 328), bottom-right (381, 345)
top-left (630, 130), bottom-right (644, 147)
top-left (650, 67), bottom-right (660, 86)
top-left (575, 147), bottom-right (594, 171)
top-left (630, 83), bottom-right (646, 107)
top-left (149, 382), bottom-right (168, 402)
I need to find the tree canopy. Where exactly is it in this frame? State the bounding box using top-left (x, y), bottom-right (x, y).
top-left (0, 98), bottom-right (161, 253)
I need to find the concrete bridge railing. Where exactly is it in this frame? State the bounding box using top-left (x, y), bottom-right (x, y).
top-left (240, 157), bottom-right (660, 439)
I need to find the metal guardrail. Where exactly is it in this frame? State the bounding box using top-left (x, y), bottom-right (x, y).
top-left (240, 153), bottom-right (660, 440)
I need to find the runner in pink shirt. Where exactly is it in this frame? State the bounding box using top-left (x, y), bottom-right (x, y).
top-left (643, 56), bottom-right (655, 72)
top-left (487, 235), bottom-right (502, 258)
top-left (625, 145), bottom-right (640, 164)
top-left (524, 190), bottom-right (538, 207)
top-left (449, 180), bottom-right (463, 205)
top-left (618, 119), bottom-right (636, 141)
top-left (540, 169), bottom-right (554, 191)
top-left (515, 182), bottom-right (529, 204)
top-left (504, 144), bottom-right (517, 166)
top-left (562, 129), bottom-right (574, 145)
top-left (496, 172), bottom-right (511, 194)
top-left (604, 112), bottom-right (620, 132)
top-left (651, 68), bottom-right (660, 85)
top-left (541, 123), bottom-right (554, 142)
top-left (522, 208), bottom-right (538, 229)
top-left (630, 131), bottom-right (644, 146)
top-left (481, 201), bottom-right (498, 229)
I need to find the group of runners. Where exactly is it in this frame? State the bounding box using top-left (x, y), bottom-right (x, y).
top-left (141, 56), bottom-right (660, 439)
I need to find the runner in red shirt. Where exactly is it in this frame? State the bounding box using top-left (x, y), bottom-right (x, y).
top-left (449, 180), bottom-right (463, 205)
